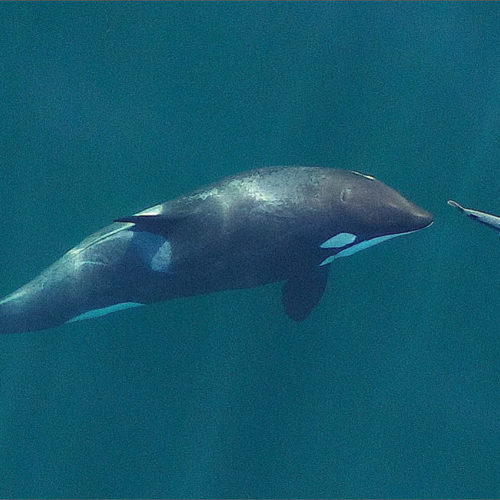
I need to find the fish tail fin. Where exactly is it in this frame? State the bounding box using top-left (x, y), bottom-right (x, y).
top-left (447, 200), bottom-right (465, 212)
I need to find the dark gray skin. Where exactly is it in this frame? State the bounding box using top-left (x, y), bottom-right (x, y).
top-left (0, 167), bottom-right (433, 334)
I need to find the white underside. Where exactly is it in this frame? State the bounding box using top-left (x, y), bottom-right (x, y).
top-left (319, 230), bottom-right (418, 266)
top-left (67, 302), bottom-right (143, 323)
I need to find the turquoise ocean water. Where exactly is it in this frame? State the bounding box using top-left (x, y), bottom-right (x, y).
top-left (0, 2), bottom-right (499, 498)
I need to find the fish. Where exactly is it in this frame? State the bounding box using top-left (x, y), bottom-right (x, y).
top-left (448, 200), bottom-right (500, 233)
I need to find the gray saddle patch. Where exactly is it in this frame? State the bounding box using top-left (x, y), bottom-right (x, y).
top-left (131, 231), bottom-right (172, 273)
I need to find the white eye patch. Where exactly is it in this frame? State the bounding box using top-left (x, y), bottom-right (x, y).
top-left (320, 232), bottom-right (357, 249)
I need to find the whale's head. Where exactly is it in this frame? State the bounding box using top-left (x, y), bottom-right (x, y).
top-left (318, 170), bottom-right (433, 265)
top-left (339, 170), bottom-right (433, 233)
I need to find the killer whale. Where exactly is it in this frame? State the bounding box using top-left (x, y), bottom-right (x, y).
top-left (0, 167), bottom-right (433, 334)
top-left (448, 200), bottom-right (500, 233)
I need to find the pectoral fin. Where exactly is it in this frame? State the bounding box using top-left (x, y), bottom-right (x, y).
top-left (281, 266), bottom-right (329, 321)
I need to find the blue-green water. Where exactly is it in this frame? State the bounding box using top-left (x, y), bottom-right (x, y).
top-left (0, 2), bottom-right (499, 498)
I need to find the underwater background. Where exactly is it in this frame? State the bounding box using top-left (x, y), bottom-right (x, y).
top-left (0, 2), bottom-right (499, 498)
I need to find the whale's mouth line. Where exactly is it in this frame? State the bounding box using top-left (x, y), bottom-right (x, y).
top-left (319, 224), bottom-right (431, 267)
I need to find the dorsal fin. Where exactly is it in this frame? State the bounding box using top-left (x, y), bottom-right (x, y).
top-left (113, 214), bottom-right (187, 237)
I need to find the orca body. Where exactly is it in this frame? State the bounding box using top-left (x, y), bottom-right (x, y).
top-left (0, 167), bottom-right (433, 334)
top-left (448, 200), bottom-right (500, 233)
